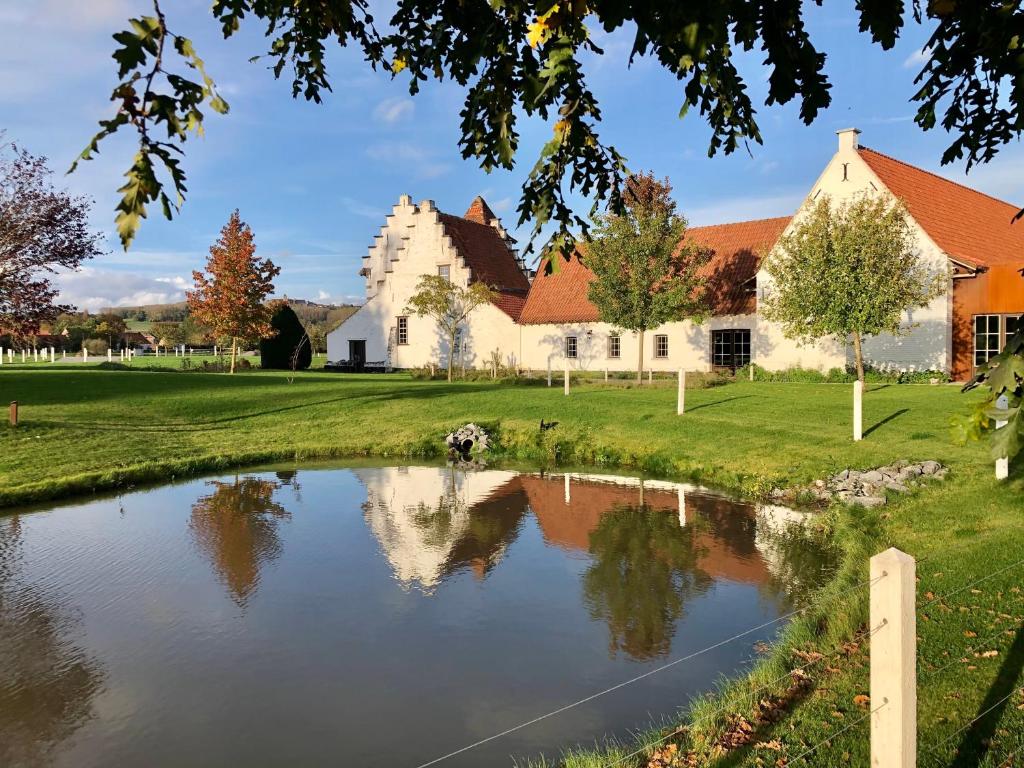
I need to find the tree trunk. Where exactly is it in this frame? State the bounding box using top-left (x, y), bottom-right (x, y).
top-left (447, 329), bottom-right (455, 382)
top-left (851, 330), bottom-right (865, 383)
top-left (636, 329), bottom-right (645, 383)
top-left (230, 337), bottom-right (237, 374)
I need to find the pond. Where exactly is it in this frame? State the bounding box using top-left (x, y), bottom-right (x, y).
top-left (0, 463), bottom-right (836, 768)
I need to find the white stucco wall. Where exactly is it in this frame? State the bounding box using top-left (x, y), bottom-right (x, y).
top-left (327, 195), bottom-right (522, 369)
top-left (755, 129), bottom-right (952, 373)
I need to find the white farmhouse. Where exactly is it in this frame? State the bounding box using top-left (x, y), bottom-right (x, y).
top-left (328, 128), bottom-right (1024, 381)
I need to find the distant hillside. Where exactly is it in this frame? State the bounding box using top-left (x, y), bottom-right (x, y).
top-left (103, 298), bottom-right (360, 332)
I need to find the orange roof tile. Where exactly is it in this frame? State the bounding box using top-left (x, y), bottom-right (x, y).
top-left (518, 217), bottom-right (789, 324)
top-left (490, 290), bottom-right (528, 321)
top-left (438, 210), bottom-right (530, 292)
top-left (518, 252), bottom-right (601, 324)
top-left (859, 147), bottom-right (1024, 268)
top-left (688, 216), bottom-right (791, 315)
top-left (463, 196), bottom-right (498, 225)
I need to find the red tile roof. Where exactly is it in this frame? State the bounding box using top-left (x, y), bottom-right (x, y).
top-left (491, 290), bottom-right (528, 321)
top-left (518, 217), bottom-right (790, 324)
top-left (463, 196), bottom-right (498, 225)
top-left (438, 210), bottom-right (530, 293)
top-left (518, 252), bottom-right (601, 324)
top-left (859, 147), bottom-right (1024, 268)
top-left (688, 216), bottom-right (791, 315)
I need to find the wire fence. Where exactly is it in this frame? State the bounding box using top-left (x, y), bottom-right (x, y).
top-left (413, 574), bottom-right (883, 768)
top-left (410, 546), bottom-right (1024, 768)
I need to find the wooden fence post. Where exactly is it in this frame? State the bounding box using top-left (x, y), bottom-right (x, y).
top-left (547, 355), bottom-right (552, 387)
top-left (853, 380), bottom-right (864, 442)
top-left (648, 369), bottom-right (653, 384)
top-left (749, 362), bottom-right (755, 381)
top-left (563, 358), bottom-right (570, 396)
top-left (995, 393), bottom-right (1009, 480)
top-left (604, 367), bottom-right (608, 382)
top-left (9, 401), bottom-right (17, 427)
top-left (677, 368), bottom-right (686, 415)
top-left (870, 547), bottom-right (916, 768)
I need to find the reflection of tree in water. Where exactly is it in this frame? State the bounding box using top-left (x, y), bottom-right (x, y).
top-left (583, 505), bottom-right (713, 661)
top-left (0, 515), bottom-right (104, 768)
top-left (755, 513), bottom-right (840, 609)
top-left (189, 476), bottom-right (290, 607)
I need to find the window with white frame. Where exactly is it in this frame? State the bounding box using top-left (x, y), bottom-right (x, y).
top-left (565, 336), bottom-right (578, 359)
top-left (974, 313), bottom-right (1023, 367)
top-left (974, 315), bottom-right (1002, 366)
top-left (607, 334), bottom-right (620, 358)
top-left (654, 334), bottom-right (669, 358)
top-left (438, 264), bottom-right (450, 281)
top-left (396, 316), bottom-right (409, 345)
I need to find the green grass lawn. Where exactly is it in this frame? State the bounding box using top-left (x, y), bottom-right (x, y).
top-left (1, 364), bottom-right (1021, 766)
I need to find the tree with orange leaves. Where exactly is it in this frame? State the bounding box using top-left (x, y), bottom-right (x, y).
top-left (187, 210), bottom-right (279, 373)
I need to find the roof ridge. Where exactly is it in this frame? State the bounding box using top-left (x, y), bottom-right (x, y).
top-left (858, 145), bottom-right (1021, 211)
top-left (688, 214), bottom-right (793, 231)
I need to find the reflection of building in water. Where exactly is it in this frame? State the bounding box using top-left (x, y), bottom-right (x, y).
top-left (523, 473), bottom-right (799, 585)
top-left (355, 467), bottom-right (527, 591)
top-left (0, 516), bottom-right (105, 767)
top-left (189, 476), bottom-right (290, 607)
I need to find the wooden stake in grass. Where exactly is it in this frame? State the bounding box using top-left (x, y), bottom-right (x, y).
top-left (564, 358), bottom-right (570, 396)
top-left (870, 547), bottom-right (916, 768)
top-left (853, 380), bottom-right (864, 441)
top-left (677, 368), bottom-right (686, 414)
top-left (995, 393), bottom-right (1009, 480)
top-left (9, 401), bottom-right (17, 427)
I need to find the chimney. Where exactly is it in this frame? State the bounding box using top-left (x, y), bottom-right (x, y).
top-left (837, 127), bottom-right (861, 152)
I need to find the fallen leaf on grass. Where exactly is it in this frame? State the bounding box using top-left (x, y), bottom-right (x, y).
top-left (853, 695), bottom-right (870, 708)
top-left (964, 630), bottom-right (978, 637)
top-left (978, 650), bottom-right (999, 658)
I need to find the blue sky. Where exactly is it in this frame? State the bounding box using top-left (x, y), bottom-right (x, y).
top-left (2, 1), bottom-right (1021, 310)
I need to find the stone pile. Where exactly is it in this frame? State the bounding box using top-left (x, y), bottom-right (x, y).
top-left (775, 460), bottom-right (948, 508)
top-left (445, 423), bottom-right (491, 461)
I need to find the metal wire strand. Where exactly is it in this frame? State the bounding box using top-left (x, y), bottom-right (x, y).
top-left (599, 622), bottom-right (886, 768)
top-left (921, 623), bottom-right (1024, 680)
top-left (412, 574), bottom-right (884, 768)
top-left (924, 688), bottom-right (1024, 760)
top-left (919, 556), bottom-right (1024, 611)
top-left (785, 699), bottom-right (887, 764)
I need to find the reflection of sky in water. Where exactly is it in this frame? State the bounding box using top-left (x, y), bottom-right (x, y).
top-left (0, 465), bottom-right (834, 768)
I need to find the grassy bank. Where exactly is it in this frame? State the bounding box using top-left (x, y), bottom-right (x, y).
top-left (1, 365), bottom-right (1022, 766)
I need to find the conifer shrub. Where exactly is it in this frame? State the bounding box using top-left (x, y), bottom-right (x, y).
top-left (260, 303), bottom-right (311, 370)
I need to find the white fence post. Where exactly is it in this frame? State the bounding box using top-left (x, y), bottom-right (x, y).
top-left (563, 473), bottom-right (570, 504)
top-left (870, 547), bottom-right (916, 768)
top-left (995, 393), bottom-right (1010, 480)
top-left (563, 358), bottom-right (570, 396)
top-left (677, 368), bottom-right (686, 415)
top-left (749, 362), bottom-right (755, 382)
top-left (648, 369), bottom-right (653, 384)
top-left (604, 367), bottom-right (608, 382)
top-left (853, 380), bottom-right (864, 441)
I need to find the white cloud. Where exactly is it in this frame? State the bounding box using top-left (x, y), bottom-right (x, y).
top-left (686, 191), bottom-right (805, 227)
top-left (373, 97), bottom-right (415, 124)
top-left (903, 47), bottom-right (930, 70)
top-left (54, 268), bottom-right (191, 311)
top-left (366, 141), bottom-right (450, 179)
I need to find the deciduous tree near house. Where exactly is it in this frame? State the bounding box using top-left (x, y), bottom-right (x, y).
top-left (94, 313), bottom-right (127, 348)
top-left (761, 193), bottom-right (947, 383)
top-left (959, 328), bottom-right (1024, 462)
top-left (585, 172), bottom-right (709, 382)
top-left (187, 211), bottom-right (279, 373)
top-left (404, 275), bottom-right (496, 382)
top-left (0, 141), bottom-right (102, 341)
top-left (77, 1), bottom-right (1024, 254)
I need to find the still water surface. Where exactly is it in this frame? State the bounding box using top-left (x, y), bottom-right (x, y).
top-left (0, 464), bottom-right (835, 767)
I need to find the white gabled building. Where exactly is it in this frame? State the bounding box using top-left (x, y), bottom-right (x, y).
top-left (328, 128), bottom-right (1024, 380)
top-left (326, 195), bottom-right (531, 370)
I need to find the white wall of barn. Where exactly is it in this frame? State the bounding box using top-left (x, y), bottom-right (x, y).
top-left (755, 128), bottom-right (952, 373)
